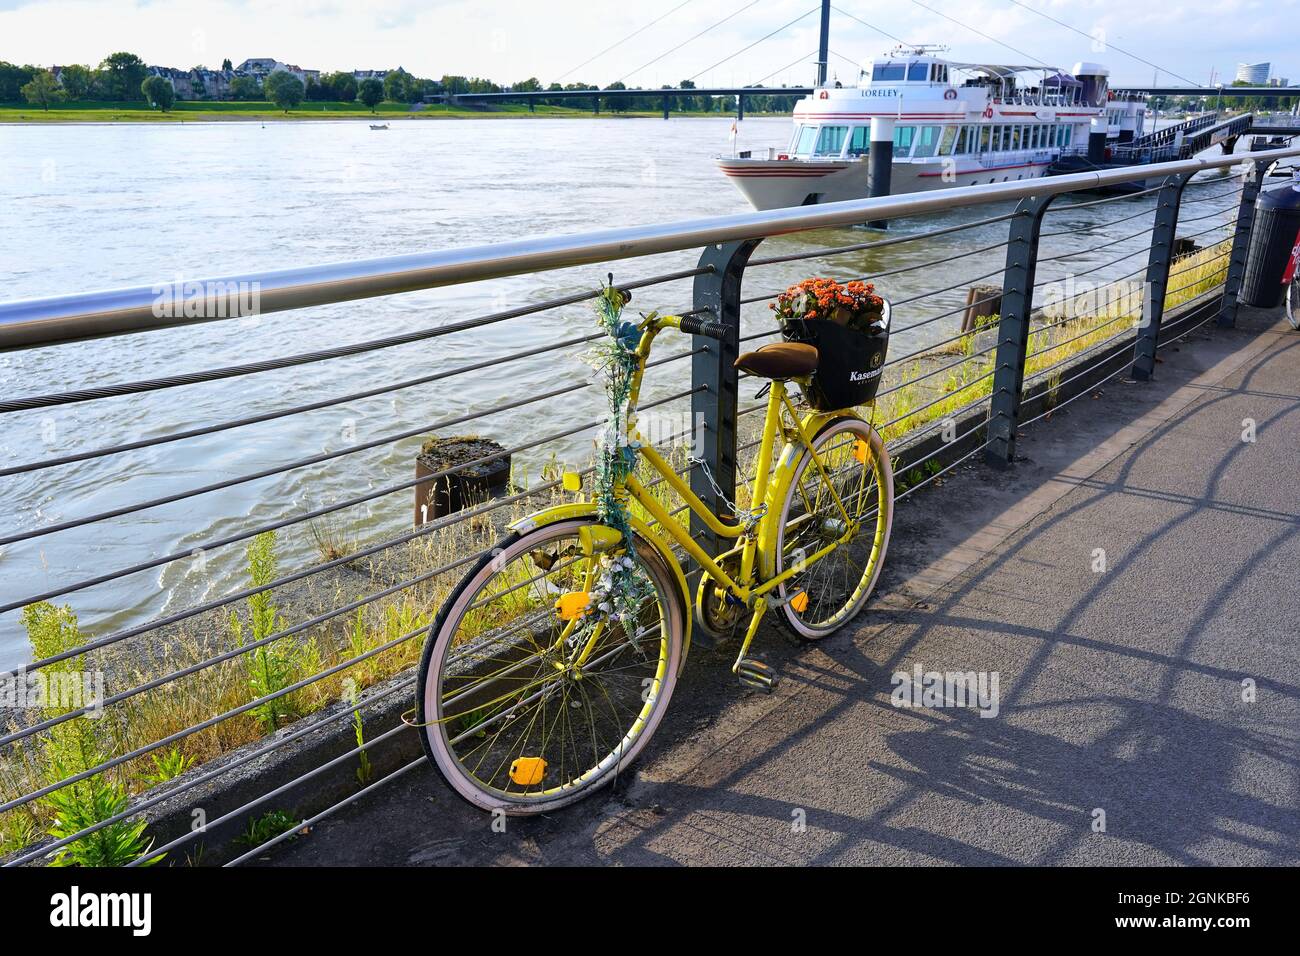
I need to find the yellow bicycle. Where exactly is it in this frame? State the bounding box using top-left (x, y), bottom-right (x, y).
top-left (415, 307), bottom-right (894, 813)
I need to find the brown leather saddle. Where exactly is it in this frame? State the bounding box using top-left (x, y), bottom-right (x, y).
top-left (733, 342), bottom-right (819, 379)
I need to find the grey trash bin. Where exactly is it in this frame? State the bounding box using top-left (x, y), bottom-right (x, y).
top-left (1241, 179), bottom-right (1300, 308)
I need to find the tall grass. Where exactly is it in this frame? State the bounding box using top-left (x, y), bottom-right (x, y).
top-left (19, 603), bottom-right (156, 866)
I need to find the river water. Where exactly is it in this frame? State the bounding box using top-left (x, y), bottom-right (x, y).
top-left (0, 116), bottom-right (1246, 666)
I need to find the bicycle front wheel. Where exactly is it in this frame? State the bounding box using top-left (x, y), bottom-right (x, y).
top-left (416, 518), bottom-right (685, 814)
top-left (1287, 280), bottom-right (1299, 331)
top-left (774, 418), bottom-right (893, 640)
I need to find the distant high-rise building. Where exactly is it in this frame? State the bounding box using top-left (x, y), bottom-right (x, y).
top-left (1236, 62), bottom-right (1270, 84)
top-left (1267, 77), bottom-right (1289, 88)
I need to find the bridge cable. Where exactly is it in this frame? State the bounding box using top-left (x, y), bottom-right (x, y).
top-left (906, 0), bottom-right (1055, 69)
top-left (750, 49), bottom-right (818, 87)
top-left (830, 5), bottom-right (914, 48)
top-left (617, 0), bottom-right (766, 84)
top-left (1002, 0), bottom-right (1200, 88)
top-left (687, 5), bottom-right (820, 83)
top-left (554, 0), bottom-right (696, 82)
top-left (829, 48), bottom-right (865, 80)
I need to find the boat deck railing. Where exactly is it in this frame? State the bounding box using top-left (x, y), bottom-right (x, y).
top-left (0, 145), bottom-right (1297, 867)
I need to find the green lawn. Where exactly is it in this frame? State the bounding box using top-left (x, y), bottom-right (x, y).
top-left (0, 99), bottom-right (769, 122)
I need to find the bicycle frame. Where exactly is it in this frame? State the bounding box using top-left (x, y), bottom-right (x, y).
top-left (514, 313), bottom-right (868, 609)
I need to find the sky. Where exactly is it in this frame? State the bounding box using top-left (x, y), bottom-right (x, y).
top-left (1, 0), bottom-right (1295, 88)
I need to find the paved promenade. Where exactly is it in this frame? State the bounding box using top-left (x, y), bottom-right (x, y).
top-left (264, 304), bottom-right (1300, 866)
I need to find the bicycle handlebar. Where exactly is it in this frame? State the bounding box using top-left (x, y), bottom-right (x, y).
top-left (677, 314), bottom-right (733, 341)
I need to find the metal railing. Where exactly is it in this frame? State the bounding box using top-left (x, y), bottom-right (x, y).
top-left (1, 144), bottom-right (1295, 867)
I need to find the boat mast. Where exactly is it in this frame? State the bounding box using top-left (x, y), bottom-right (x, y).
top-left (815, 0), bottom-right (831, 86)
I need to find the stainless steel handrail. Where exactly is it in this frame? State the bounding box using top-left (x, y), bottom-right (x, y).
top-left (2, 147), bottom-right (1297, 352)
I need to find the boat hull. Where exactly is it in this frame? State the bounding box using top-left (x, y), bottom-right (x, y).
top-left (716, 156), bottom-right (1055, 210)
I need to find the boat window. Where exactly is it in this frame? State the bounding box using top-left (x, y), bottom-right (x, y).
top-left (955, 127), bottom-right (968, 153)
top-left (908, 62), bottom-right (929, 81)
top-left (1009, 126), bottom-right (1021, 149)
top-left (847, 126), bottom-right (870, 156)
top-left (814, 125), bottom-right (848, 156)
top-left (979, 126), bottom-right (992, 151)
top-left (794, 124), bottom-right (818, 156)
top-left (892, 125), bottom-right (916, 154)
top-left (873, 62), bottom-right (906, 81)
top-left (1063, 126), bottom-right (1072, 146)
top-left (939, 126), bottom-right (958, 155)
top-left (1029, 126), bottom-right (1039, 148)
top-left (913, 125), bottom-right (942, 157)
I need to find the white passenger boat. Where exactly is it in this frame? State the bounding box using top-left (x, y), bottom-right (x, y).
top-left (717, 47), bottom-right (1147, 210)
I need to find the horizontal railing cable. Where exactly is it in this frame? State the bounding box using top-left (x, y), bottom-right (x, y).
top-left (224, 755), bottom-right (430, 867)
top-left (0, 619), bottom-right (431, 816)
top-left (1038, 202), bottom-right (1157, 238)
top-left (1042, 183), bottom-right (1164, 212)
top-left (1178, 183), bottom-right (1246, 204)
top-left (0, 385), bottom-right (701, 670)
top-left (0, 331), bottom-right (606, 477)
top-left (0, 342), bottom-right (698, 549)
top-left (0, 267), bottom-right (706, 414)
top-left (745, 210), bottom-right (1018, 267)
top-left (1, 675), bottom-right (416, 867)
top-left (131, 721), bottom-right (418, 867)
top-left (3, 422), bottom-right (705, 753)
top-left (1035, 222), bottom-right (1155, 263)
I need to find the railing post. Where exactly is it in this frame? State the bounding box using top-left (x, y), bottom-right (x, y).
top-left (986, 195), bottom-right (1053, 467)
top-left (690, 239), bottom-right (760, 558)
top-left (1132, 171), bottom-right (1194, 380)
top-left (1217, 159), bottom-right (1267, 328)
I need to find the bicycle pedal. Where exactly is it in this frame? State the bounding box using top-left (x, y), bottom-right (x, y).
top-left (735, 658), bottom-right (778, 692)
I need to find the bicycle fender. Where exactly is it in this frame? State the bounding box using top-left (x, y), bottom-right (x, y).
top-left (509, 503), bottom-right (693, 672)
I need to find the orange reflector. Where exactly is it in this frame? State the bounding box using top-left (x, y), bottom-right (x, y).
top-left (555, 591), bottom-right (591, 621)
top-left (510, 756), bottom-right (547, 786)
top-left (790, 590), bottom-right (810, 613)
top-left (853, 439), bottom-right (870, 463)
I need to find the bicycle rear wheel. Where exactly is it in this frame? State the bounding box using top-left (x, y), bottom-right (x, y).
top-left (1287, 280), bottom-right (1298, 331)
top-left (774, 418), bottom-right (893, 640)
top-left (416, 518), bottom-right (684, 814)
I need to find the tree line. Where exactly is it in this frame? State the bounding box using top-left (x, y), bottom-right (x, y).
top-left (2, 52), bottom-right (804, 114)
